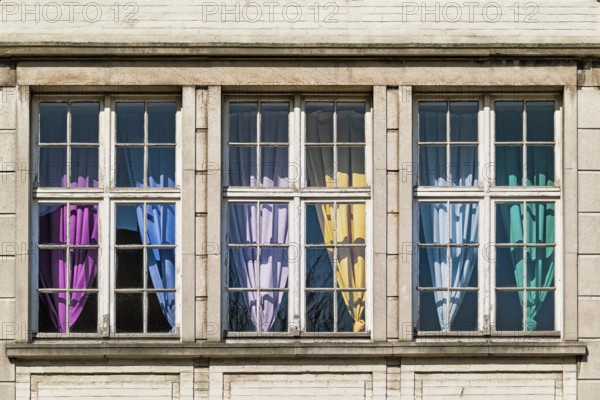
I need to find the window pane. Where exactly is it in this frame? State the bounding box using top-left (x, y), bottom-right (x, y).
top-left (148, 147), bottom-right (175, 188)
top-left (419, 203), bottom-right (449, 244)
top-left (450, 247), bottom-right (478, 288)
top-left (39, 204), bottom-right (66, 244)
top-left (228, 248), bottom-right (257, 289)
top-left (259, 203), bottom-right (288, 244)
top-left (338, 147), bottom-right (365, 187)
top-left (261, 146), bottom-right (288, 187)
top-left (116, 147), bottom-right (144, 187)
top-left (336, 247), bottom-right (366, 289)
top-left (306, 102), bottom-right (333, 143)
top-left (337, 102), bottom-right (365, 142)
top-left (40, 146), bottom-right (67, 187)
top-left (40, 103), bottom-right (67, 143)
top-left (526, 247), bottom-right (555, 288)
top-left (70, 249), bottom-right (98, 289)
top-left (228, 291), bottom-right (256, 332)
top-left (306, 291), bottom-right (333, 332)
top-left (306, 248), bottom-right (334, 288)
top-left (116, 249), bottom-right (143, 288)
top-left (116, 204), bottom-right (143, 245)
top-left (450, 145), bottom-right (478, 186)
top-left (145, 204), bottom-right (175, 245)
top-left (269, 291), bottom-right (288, 332)
top-left (449, 291), bottom-right (478, 331)
top-left (450, 203), bottom-right (478, 244)
top-left (70, 293), bottom-right (97, 333)
top-left (306, 203), bottom-right (332, 245)
top-left (526, 202), bottom-right (555, 244)
top-left (116, 293), bottom-right (143, 333)
top-left (450, 101), bottom-right (478, 142)
top-left (338, 291), bottom-right (365, 332)
top-left (258, 291), bottom-right (288, 332)
top-left (526, 291), bottom-right (554, 331)
top-left (38, 249), bottom-right (66, 288)
top-left (527, 101), bottom-right (554, 142)
top-left (260, 103), bottom-right (288, 142)
top-left (228, 146), bottom-right (257, 187)
top-left (71, 147), bottom-right (99, 188)
top-left (527, 146), bottom-right (554, 186)
top-left (495, 291), bottom-right (523, 331)
top-left (495, 101), bottom-right (523, 142)
top-left (116, 103), bottom-right (144, 143)
top-left (495, 145), bottom-right (522, 186)
top-left (71, 102), bottom-right (99, 143)
top-left (495, 247), bottom-right (523, 288)
top-left (418, 247), bottom-right (446, 288)
top-left (229, 103), bottom-right (257, 143)
top-left (228, 203), bottom-right (257, 244)
top-left (147, 292), bottom-right (175, 333)
top-left (306, 146), bottom-right (334, 187)
top-left (148, 102), bottom-right (176, 143)
top-left (337, 203), bottom-right (365, 245)
top-left (419, 145), bottom-right (447, 186)
top-left (418, 291), bottom-right (443, 331)
top-left (496, 203), bottom-right (523, 244)
top-left (419, 102), bottom-right (446, 142)
top-left (38, 292), bottom-right (65, 332)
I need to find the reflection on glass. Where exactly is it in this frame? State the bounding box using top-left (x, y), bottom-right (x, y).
top-left (496, 291), bottom-right (523, 331)
top-left (116, 203), bottom-right (142, 244)
top-left (148, 102), bottom-right (176, 143)
top-left (337, 102), bottom-right (365, 142)
top-left (495, 101), bottom-right (523, 142)
top-left (306, 146), bottom-right (334, 187)
top-left (450, 101), bottom-right (478, 142)
top-left (449, 291), bottom-right (478, 331)
top-left (40, 103), bottom-right (67, 143)
top-left (419, 102), bottom-right (446, 142)
top-left (306, 248), bottom-right (334, 288)
top-left (71, 102), bottom-right (99, 143)
top-left (306, 102), bottom-right (333, 143)
top-left (306, 291), bottom-right (333, 332)
top-left (527, 101), bottom-right (554, 142)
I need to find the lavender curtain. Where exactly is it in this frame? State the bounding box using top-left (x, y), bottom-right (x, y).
top-left (39, 204), bottom-right (98, 333)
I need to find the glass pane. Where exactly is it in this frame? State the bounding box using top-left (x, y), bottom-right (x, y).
top-left (419, 203), bottom-right (449, 244)
top-left (526, 291), bottom-right (554, 331)
top-left (37, 292), bottom-right (63, 332)
top-left (116, 204), bottom-right (143, 244)
top-left (228, 146), bottom-right (257, 187)
top-left (116, 249), bottom-right (143, 288)
top-left (450, 145), bottom-right (478, 186)
top-left (145, 204), bottom-right (175, 245)
top-left (40, 103), bottom-right (67, 143)
top-left (306, 203), bottom-right (332, 245)
top-left (418, 247), bottom-right (446, 288)
top-left (305, 291), bottom-right (333, 332)
top-left (495, 247), bottom-right (523, 288)
top-left (496, 291), bottom-right (524, 331)
top-left (258, 248), bottom-right (288, 289)
top-left (228, 248), bottom-right (257, 289)
top-left (259, 203), bottom-right (288, 244)
top-left (228, 291), bottom-right (256, 332)
top-left (70, 249), bottom-right (98, 288)
top-left (229, 103), bottom-right (257, 143)
top-left (228, 203), bottom-right (257, 244)
top-left (526, 247), bottom-right (555, 288)
top-left (39, 204), bottom-right (66, 244)
top-left (257, 291), bottom-right (287, 332)
top-left (71, 147), bottom-right (99, 188)
top-left (148, 147), bottom-right (176, 188)
top-left (495, 101), bottom-right (523, 142)
top-left (260, 146), bottom-right (288, 187)
top-left (306, 146), bottom-right (334, 187)
top-left (70, 293), bottom-right (97, 333)
top-left (419, 291), bottom-right (443, 331)
top-left (71, 102), bottom-right (99, 143)
top-left (40, 146), bottom-right (67, 187)
top-left (419, 102), bottom-right (447, 142)
top-left (147, 293), bottom-right (174, 333)
top-left (336, 247), bottom-right (366, 289)
top-left (495, 146), bottom-right (523, 186)
top-left (38, 249), bottom-right (66, 289)
top-left (450, 203), bottom-right (478, 244)
top-left (260, 103), bottom-right (288, 142)
top-left (526, 202), bottom-right (555, 244)
top-left (338, 290), bottom-right (365, 332)
top-left (306, 102), bottom-right (333, 143)
top-left (69, 203), bottom-right (97, 245)
top-left (419, 145), bottom-right (447, 186)
top-left (450, 101), bottom-right (478, 142)
top-left (527, 146), bottom-right (554, 186)
top-left (450, 291), bottom-right (478, 331)
top-left (527, 101), bottom-right (554, 142)
top-left (337, 203), bottom-right (365, 245)
top-left (306, 248), bottom-right (334, 288)
top-left (146, 250), bottom-right (175, 291)
top-left (450, 247), bottom-right (478, 288)
top-left (116, 103), bottom-right (144, 143)
top-left (496, 203), bottom-right (524, 244)
top-left (148, 102), bottom-right (176, 143)
top-left (337, 102), bottom-right (365, 142)
top-left (115, 293), bottom-right (143, 333)
top-left (268, 291), bottom-right (288, 332)
top-left (338, 147), bottom-right (365, 187)
top-left (116, 147), bottom-right (144, 187)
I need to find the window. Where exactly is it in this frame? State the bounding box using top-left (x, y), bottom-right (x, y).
top-left (34, 95), bottom-right (181, 336)
top-left (224, 96), bottom-right (371, 335)
top-left (415, 95), bottom-right (560, 335)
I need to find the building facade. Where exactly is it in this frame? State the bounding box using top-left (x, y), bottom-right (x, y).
top-left (0, 0), bottom-right (600, 398)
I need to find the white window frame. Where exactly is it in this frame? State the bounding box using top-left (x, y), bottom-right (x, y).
top-left (413, 92), bottom-right (562, 337)
top-left (222, 94), bottom-right (373, 337)
top-left (31, 94), bottom-right (183, 338)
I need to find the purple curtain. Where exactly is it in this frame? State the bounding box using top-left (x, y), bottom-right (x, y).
top-left (39, 204), bottom-right (98, 333)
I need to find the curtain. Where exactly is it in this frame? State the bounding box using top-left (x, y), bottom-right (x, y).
top-left (38, 204), bottom-right (98, 333)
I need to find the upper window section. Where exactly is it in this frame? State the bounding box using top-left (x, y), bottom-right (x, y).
top-left (38, 102), bottom-right (100, 188)
top-left (418, 101), bottom-right (479, 187)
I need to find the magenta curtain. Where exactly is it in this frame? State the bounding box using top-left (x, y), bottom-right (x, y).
top-left (39, 204), bottom-right (98, 333)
